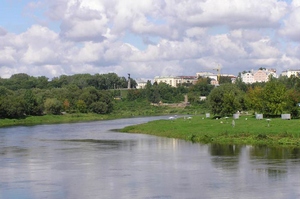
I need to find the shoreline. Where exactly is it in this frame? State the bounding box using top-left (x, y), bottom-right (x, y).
top-left (0, 113), bottom-right (174, 128)
top-left (120, 115), bottom-right (300, 148)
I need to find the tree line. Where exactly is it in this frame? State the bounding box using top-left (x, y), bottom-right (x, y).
top-left (1, 72), bottom-right (300, 119)
top-left (0, 73), bottom-right (136, 118)
top-left (0, 73), bottom-right (137, 90)
top-left (208, 76), bottom-right (300, 118)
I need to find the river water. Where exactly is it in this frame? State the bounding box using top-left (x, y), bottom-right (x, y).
top-left (1, 116), bottom-right (300, 199)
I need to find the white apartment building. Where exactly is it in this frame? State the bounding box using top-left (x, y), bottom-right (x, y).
top-left (197, 72), bottom-right (236, 85)
top-left (281, 69), bottom-right (300, 77)
top-left (154, 76), bottom-right (198, 87)
top-left (241, 72), bottom-right (254, 84)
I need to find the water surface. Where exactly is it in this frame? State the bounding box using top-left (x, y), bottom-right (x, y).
top-left (1, 116), bottom-right (300, 199)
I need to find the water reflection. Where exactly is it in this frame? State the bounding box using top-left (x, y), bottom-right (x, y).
top-left (1, 117), bottom-right (300, 199)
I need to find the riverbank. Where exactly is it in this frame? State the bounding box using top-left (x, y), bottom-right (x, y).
top-left (120, 115), bottom-right (300, 148)
top-left (0, 113), bottom-right (110, 128)
top-left (0, 101), bottom-right (203, 128)
top-left (0, 110), bottom-right (186, 128)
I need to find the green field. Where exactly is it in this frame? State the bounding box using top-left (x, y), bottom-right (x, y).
top-left (121, 115), bottom-right (300, 147)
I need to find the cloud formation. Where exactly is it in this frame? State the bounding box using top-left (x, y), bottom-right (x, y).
top-left (0, 0), bottom-right (300, 79)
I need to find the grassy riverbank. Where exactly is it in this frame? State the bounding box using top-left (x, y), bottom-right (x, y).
top-left (0, 104), bottom-right (200, 128)
top-left (0, 113), bottom-right (113, 127)
top-left (121, 115), bottom-right (300, 148)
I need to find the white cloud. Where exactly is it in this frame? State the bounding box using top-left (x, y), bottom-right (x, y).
top-left (0, 27), bottom-right (7, 36)
top-left (165, 0), bottom-right (288, 29)
top-left (279, 5), bottom-right (300, 41)
top-left (0, 0), bottom-right (299, 79)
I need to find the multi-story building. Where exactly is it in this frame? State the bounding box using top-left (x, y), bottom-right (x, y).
top-left (197, 72), bottom-right (236, 85)
top-left (281, 69), bottom-right (300, 77)
top-left (241, 69), bottom-right (277, 84)
top-left (154, 76), bottom-right (198, 87)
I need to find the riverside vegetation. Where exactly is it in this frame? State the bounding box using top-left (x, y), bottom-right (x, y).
top-left (2, 72), bottom-right (300, 148)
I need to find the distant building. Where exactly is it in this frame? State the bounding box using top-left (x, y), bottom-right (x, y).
top-left (154, 76), bottom-right (197, 87)
top-left (196, 72), bottom-right (218, 81)
top-left (196, 72), bottom-right (236, 85)
top-left (136, 79), bottom-right (148, 89)
top-left (281, 69), bottom-right (300, 78)
top-left (241, 69), bottom-right (277, 84)
top-left (241, 72), bottom-right (254, 84)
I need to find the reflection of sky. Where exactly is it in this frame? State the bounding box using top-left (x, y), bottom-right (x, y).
top-left (1, 117), bottom-right (300, 199)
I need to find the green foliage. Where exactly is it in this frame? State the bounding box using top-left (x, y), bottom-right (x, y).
top-left (90, 102), bottom-right (108, 114)
top-left (262, 80), bottom-right (287, 115)
top-left (23, 90), bottom-right (43, 116)
top-left (0, 94), bottom-right (25, 118)
top-left (187, 78), bottom-right (214, 104)
top-left (246, 79), bottom-right (288, 116)
top-left (2, 72), bottom-right (300, 121)
top-left (76, 100), bottom-right (87, 113)
top-left (125, 81), bottom-right (186, 104)
top-left (219, 76), bottom-right (232, 84)
top-left (208, 84), bottom-right (244, 116)
top-left (284, 89), bottom-right (300, 118)
top-left (44, 98), bottom-right (63, 115)
top-left (245, 86), bottom-right (264, 112)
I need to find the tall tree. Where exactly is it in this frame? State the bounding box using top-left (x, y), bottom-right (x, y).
top-left (261, 80), bottom-right (287, 116)
top-left (208, 84), bottom-right (244, 116)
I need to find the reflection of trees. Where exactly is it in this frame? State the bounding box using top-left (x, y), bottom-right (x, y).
top-left (62, 139), bottom-right (137, 151)
top-left (249, 146), bottom-right (300, 180)
top-left (209, 144), bottom-right (241, 156)
top-left (209, 144), bottom-right (242, 170)
top-left (249, 146), bottom-right (300, 160)
top-left (267, 168), bottom-right (287, 179)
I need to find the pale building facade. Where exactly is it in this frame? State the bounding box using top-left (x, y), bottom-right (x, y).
top-left (241, 69), bottom-right (277, 84)
top-left (154, 76), bottom-right (197, 87)
top-left (136, 79), bottom-right (147, 89)
top-left (253, 70), bottom-right (268, 82)
top-left (241, 72), bottom-right (254, 84)
top-left (196, 72), bottom-right (218, 81)
top-left (281, 69), bottom-right (300, 77)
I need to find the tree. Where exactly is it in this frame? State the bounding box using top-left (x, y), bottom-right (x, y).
top-left (261, 80), bottom-right (287, 116)
top-left (245, 86), bottom-right (264, 113)
top-left (219, 76), bottom-right (232, 84)
top-left (23, 90), bottom-right (42, 116)
top-left (90, 102), bottom-right (108, 114)
top-left (0, 95), bottom-right (25, 118)
top-left (208, 84), bottom-right (244, 116)
top-left (285, 89), bottom-right (300, 118)
top-left (76, 100), bottom-right (87, 113)
top-left (44, 98), bottom-right (63, 115)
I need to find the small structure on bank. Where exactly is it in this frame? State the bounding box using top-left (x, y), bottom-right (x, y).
top-left (233, 114), bottom-right (239, 119)
top-left (256, 114), bottom-right (263, 120)
top-left (281, 114), bottom-right (291, 120)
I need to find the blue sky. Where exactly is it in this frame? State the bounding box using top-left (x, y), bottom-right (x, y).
top-left (0, 0), bottom-right (300, 79)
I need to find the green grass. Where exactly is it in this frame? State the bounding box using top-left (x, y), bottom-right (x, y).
top-left (120, 115), bottom-right (300, 148)
top-left (0, 113), bottom-right (113, 127)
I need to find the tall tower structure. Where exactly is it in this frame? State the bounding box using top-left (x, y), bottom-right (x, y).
top-left (127, 73), bottom-right (131, 89)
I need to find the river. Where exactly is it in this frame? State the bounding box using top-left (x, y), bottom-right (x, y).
top-left (1, 116), bottom-right (300, 199)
